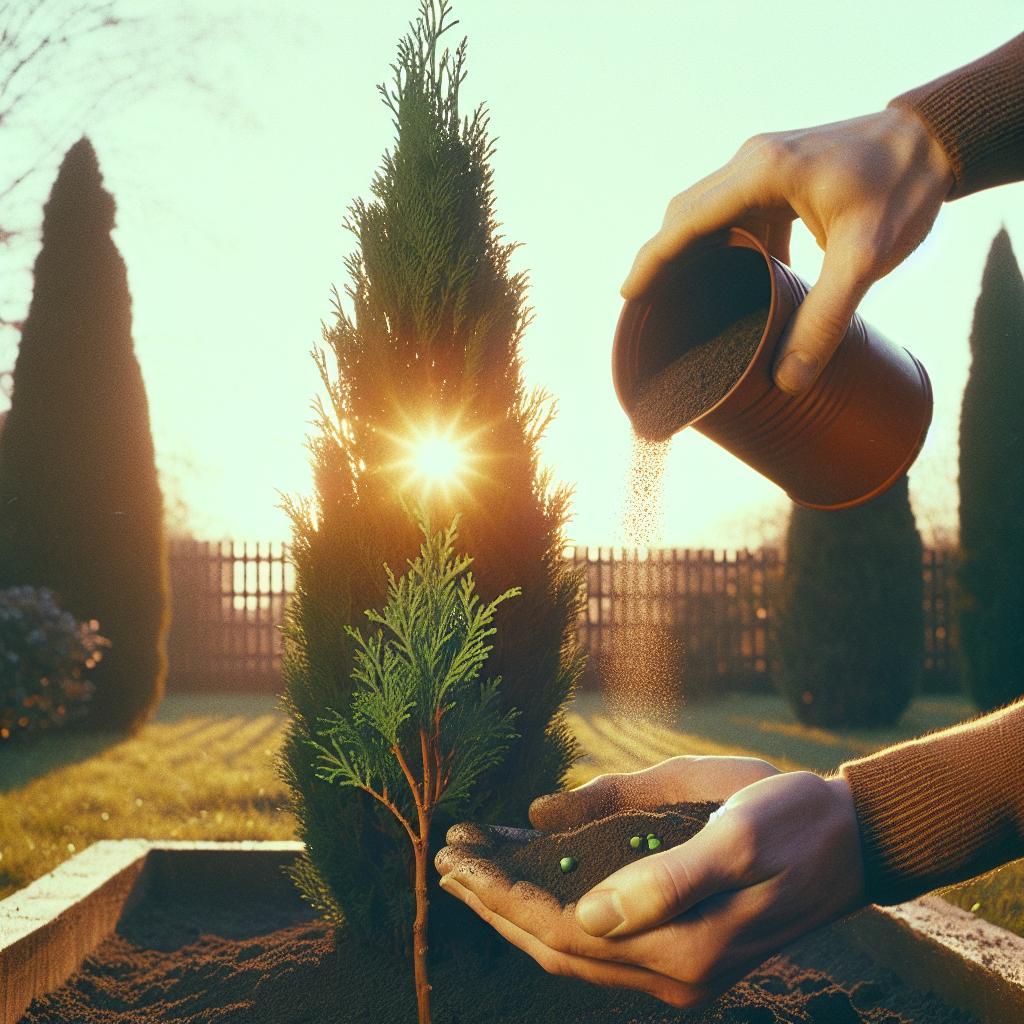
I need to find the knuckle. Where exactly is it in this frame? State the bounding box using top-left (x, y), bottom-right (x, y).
top-left (665, 753), bottom-right (697, 770)
top-left (803, 301), bottom-right (853, 342)
top-left (665, 191), bottom-right (691, 215)
top-left (531, 944), bottom-right (557, 972)
top-left (738, 131), bottom-right (792, 168)
top-left (577, 773), bottom-right (619, 809)
top-left (639, 234), bottom-right (671, 264)
top-left (445, 822), bottom-right (485, 845)
top-left (538, 949), bottom-right (571, 978)
top-left (564, 925), bottom-right (604, 959)
top-left (648, 854), bottom-right (691, 913)
top-left (647, 754), bottom-right (692, 785)
top-left (736, 132), bottom-right (768, 156)
top-left (741, 756), bottom-right (777, 779)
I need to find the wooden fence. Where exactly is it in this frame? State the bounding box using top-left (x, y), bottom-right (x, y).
top-left (167, 540), bottom-right (294, 692)
top-left (165, 539), bottom-right (959, 694)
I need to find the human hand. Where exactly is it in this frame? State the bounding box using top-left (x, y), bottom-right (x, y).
top-left (621, 105), bottom-right (955, 395)
top-left (435, 755), bottom-right (865, 1009)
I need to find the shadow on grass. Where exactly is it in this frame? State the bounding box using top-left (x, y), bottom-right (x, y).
top-left (0, 730), bottom-right (127, 793)
top-left (0, 692), bottom-right (285, 793)
top-left (568, 690), bottom-right (976, 775)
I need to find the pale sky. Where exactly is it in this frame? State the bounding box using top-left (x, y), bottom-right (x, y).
top-left (3, 0), bottom-right (1022, 547)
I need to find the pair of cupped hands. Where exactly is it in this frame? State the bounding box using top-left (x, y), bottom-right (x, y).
top-left (435, 755), bottom-right (865, 1009)
top-left (437, 102), bottom-right (957, 1008)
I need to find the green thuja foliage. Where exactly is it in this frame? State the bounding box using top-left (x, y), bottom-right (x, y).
top-left (0, 138), bottom-right (168, 733)
top-left (774, 476), bottom-right (924, 727)
top-left (958, 228), bottom-right (1024, 711)
top-left (279, 0), bottom-right (584, 958)
top-left (313, 513), bottom-right (519, 1024)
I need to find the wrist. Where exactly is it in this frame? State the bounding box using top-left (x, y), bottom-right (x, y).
top-left (882, 102), bottom-right (957, 200)
top-left (826, 773), bottom-right (868, 906)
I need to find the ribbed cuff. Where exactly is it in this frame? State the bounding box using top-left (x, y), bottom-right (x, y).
top-left (838, 699), bottom-right (1024, 905)
top-left (888, 32), bottom-right (1024, 200)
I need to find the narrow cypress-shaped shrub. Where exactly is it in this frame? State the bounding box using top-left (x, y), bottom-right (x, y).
top-left (958, 228), bottom-right (1024, 711)
top-left (0, 138), bottom-right (168, 733)
top-left (774, 477), bottom-right (924, 727)
top-left (279, 1), bottom-right (584, 959)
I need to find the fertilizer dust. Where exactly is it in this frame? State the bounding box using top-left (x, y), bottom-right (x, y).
top-left (601, 306), bottom-right (767, 718)
top-left (599, 435), bottom-right (680, 719)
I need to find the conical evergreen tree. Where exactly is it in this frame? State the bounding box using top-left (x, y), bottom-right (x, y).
top-left (279, 1), bottom-right (584, 959)
top-left (0, 138), bottom-right (168, 733)
top-left (958, 228), bottom-right (1024, 711)
top-left (774, 477), bottom-right (924, 727)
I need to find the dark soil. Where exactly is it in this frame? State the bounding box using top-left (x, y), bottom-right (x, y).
top-left (19, 846), bottom-right (978, 1024)
top-left (631, 306), bottom-right (767, 441)
top-left (494, 801), bottom-right (721, 905)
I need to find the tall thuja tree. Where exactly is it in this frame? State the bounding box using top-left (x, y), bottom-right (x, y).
top-left (280, 1), bottom-right (584, 958)
top-left (0, 138), bottom-right (168, 732)
top-left (774, 476), bottom-right (924, 727)
top-left (958, 228), bottom-right (1024, 711)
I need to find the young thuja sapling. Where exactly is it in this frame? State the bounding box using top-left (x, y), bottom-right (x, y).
top-left (311, 513), bottom-right (520, 1024)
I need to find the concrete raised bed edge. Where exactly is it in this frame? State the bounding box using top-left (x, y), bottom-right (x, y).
top-left (843, 893), bottom-right (1024, 1024)
top-left (1, 840), bottom-right (1022, 1024)
top-left (0, 840), bottom-right (304, 1024)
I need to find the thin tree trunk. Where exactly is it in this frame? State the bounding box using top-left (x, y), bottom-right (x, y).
top-left (412, 835), bottom-right (432, 1024)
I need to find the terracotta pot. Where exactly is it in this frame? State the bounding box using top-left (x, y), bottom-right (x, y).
top-left (612, 226), bottom-right (933, 509)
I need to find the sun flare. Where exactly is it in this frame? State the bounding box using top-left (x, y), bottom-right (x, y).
top-left (413, 432), bottom-right (465, 484)
top-left (389, 421), bottom-right (480, 498)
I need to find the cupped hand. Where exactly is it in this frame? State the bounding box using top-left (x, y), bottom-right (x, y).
top-left (621, 105), bottom-right (955, 395)
top-left (435, 755), bottom-right (866, 1009)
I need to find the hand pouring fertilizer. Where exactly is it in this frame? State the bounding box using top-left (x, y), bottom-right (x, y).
top-left (612, 226), bottom-right (933, 509)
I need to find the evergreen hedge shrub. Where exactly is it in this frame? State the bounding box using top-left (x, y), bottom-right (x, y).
top-left (0, 139), bottom-right (169, 733)
top-left (774, 477), bottom-right (924, 727)
top-left (958, 228), bottom-right (1024, 711)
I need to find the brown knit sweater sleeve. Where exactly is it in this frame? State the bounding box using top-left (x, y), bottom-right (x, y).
top-left (834, 698), bottom-right (1024, 905)
top-left (887, 32), bottom-right (1024, 199)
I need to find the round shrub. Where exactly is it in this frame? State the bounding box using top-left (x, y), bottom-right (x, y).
top-left (0, 586), bottom-right (109, 742)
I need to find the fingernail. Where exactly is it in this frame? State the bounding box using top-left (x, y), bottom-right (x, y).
top-left (775, 351), bottom-right (819, 395)
top-left (576, 889), bottom-right (625, 937)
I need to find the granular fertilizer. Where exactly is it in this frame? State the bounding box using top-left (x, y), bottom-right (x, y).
top-left (630, 306), bottom-right (768, 442)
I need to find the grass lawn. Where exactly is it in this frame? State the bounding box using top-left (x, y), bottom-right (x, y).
top-left (1, 689), bottom-right (1020, 936)
top-left (0, 694), bottom-right (295, 900)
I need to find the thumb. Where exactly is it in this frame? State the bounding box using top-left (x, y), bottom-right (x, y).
top-left (574, 814), bottom-right (734, 938)
top-left (772, 237), bottom-right (875, 397)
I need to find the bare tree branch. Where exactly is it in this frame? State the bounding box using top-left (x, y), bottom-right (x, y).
top-left (0, 0), bottom-right (237, 363)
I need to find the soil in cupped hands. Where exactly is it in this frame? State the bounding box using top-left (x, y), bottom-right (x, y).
top-left (489, 800), bottom-right (722, 905)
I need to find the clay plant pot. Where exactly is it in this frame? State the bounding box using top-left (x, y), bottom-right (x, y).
top-left (611, 226), bottom-right (933, 509)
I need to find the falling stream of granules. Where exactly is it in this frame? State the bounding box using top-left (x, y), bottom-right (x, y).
top-left (600, 434), bottom-right (682, 721)
top-left (603, 308), bottom-right (767, 719)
